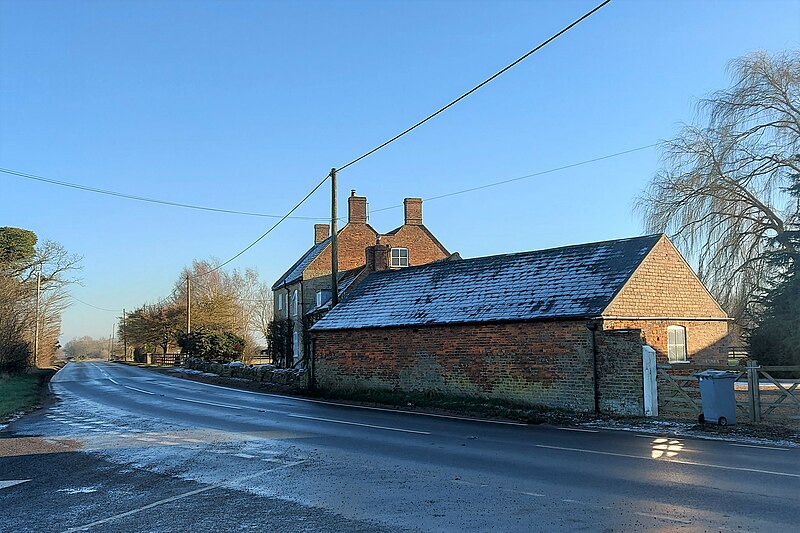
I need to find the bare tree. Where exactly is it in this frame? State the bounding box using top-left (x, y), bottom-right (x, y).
top-left (637, 50), bottom-right (800, 329)
top-left (249, 282), bottom-right (274, 348)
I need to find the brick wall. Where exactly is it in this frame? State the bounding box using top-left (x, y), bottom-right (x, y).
top-left (313, 319), bottom-right (647, 414)
top-left (381, 225), bottom-right (449, 267)
top-left (602, 319), bottom-right (728, 366)
top-left (601, 235), bottom-right (729, 366)
top-left (595, 329), bottom-right (646, 415)
top-left (305, 223), bottom-right (379, 277)
top-left (605, 236), bottom-right (728, 319)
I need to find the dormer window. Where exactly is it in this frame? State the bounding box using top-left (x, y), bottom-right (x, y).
top-left (390, 247), bottom-right (409, 267)
top-left (316, 289), bottom-right (331, 307)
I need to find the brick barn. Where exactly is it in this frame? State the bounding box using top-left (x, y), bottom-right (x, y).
top-left (310, 234), bottom-right (731, 415)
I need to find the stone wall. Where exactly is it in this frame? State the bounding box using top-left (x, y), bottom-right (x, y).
top-left (184, 357), bottom-right (308, 388)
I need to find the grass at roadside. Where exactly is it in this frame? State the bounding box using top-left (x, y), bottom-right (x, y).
top-left (0, 369), bottom-right (56, 423)
top-left (313, 387), bottom-right (585, 425)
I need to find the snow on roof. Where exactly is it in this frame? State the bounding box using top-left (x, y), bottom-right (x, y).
top-left (305, 267), bottom-right (365, 314)
top-left (272, 238), bottom-right (330, 290)
top-left (311, 234), bottom-right (662, 331)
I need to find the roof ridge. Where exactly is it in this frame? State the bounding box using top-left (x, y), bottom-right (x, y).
top-left (363, 233), bottom-right (663, 279)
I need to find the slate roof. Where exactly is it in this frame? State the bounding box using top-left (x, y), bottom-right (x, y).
top-left (272, 238), bottom-right (330, 290)
top-left (311, 234), bottom-right (662, 331)
top-left (305, 267), bottom-right (365, 315)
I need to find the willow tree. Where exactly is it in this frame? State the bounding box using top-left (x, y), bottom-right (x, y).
top-left (637, 50), bottom-right (800, 328)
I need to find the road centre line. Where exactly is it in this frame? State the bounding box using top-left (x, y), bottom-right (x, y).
top-left (535, 444), bottom-right (800, 478)
top-left (61, 461), bottom-right (307, 533)
top-left (123, 385), bottom-right (155, 395)
top-left (174, 397), bottom-right (243, 410)
top-left (89, 363), bottom-right (119, 384)
top-left (288, 414), bottom-right (431, 435)
top-left (141, 369), bottom-right (527, 426)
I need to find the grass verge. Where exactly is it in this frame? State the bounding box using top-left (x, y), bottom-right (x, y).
top-left (0, 368), bottom-right (56, 424)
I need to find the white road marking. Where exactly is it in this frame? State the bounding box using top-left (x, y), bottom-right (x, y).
top-left (289, 414), bottom-right (431, 434)
top-left (174, 397), bottom-right (242, 410)
top-left (557, 427), bottom-right (598, 433)
top-left (730, 443), bottom-right (791, 451)
top-left (123, 385), bottom-right (155, 395)
top-left (181, 438), bottom-right (205, 443)
top-left (134, 437), bottom-right (157, 442)
top-left (61, 461), bottom-right (307, 533)
top-left (234, 453), bottom-right (256, 459)
top-left (519, 491), bottom-right (546, 497)
top-left (535, 444), bottom-right (800, 478)
top-left (166, 376), bottom-right (528, 426)
top-left (0, 480), bottom-right (31, 490)
top-left (158, 441), bottom-right (180, 446)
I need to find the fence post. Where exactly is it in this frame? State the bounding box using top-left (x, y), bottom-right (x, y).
top-left (747, 359), bottom-right (761, 423)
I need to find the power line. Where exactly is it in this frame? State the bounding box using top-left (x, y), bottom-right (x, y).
top-left (70, 295), bottom-right (122, 313)
top-left (0, 167), bottom-right (329, 221)
top-left (370, 142), bottom-right (659, 214)
top-left (196, 172), bottom-right (332, 277)
top-left (336, 0), bottom-right (613, 172)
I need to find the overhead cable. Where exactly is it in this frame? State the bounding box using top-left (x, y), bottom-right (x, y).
top-left (69, 295), bottom-right (123, 313)
top-left (195, 172), bottom-right (332, 277)
top-left (0, 167), bottom-right (329, 221)
top-left (336, 0), bottom-right (613, 172)
top-left (370, 142), bottom-right (659, 214)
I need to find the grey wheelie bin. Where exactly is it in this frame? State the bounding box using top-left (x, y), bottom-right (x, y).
top-left (696, 370), bottom-right (738, 426)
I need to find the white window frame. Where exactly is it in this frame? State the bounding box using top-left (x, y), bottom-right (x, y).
top-left (316, 289), bottom-right (331, 308)
top-left (667, 325), bottom-right (688, 363)
top-left (292, 331), bottom-right (300, 363)
top-left (277, 293), bottom-right (283, 311)
top-left (390, 247), bottom-right (409, 267)
top-left (290, 289), bottom-right (299, 317)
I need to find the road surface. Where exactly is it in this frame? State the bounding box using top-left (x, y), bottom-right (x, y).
top-left (1, 361), bottom-right (798, 532)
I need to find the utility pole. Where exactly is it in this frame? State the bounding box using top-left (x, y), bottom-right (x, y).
top-left (330, 168), bottom-right (339, 308)
top-left (109, 324), bottom-right (115, 361)
top-left (122, 309), bottom-right (127, 361)
top-left (186, 275), bottom-right (192, 334)
top-left (33, 265), bottom-right (41, 368)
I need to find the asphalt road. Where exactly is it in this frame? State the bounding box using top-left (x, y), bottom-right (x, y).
top-left (1, 361), bottom-right (798, 532)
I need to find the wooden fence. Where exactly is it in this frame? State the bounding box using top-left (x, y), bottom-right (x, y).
top-left (657, 360), bottom-right (800, 424)
top-left (149, 353), bottom-right (185, 366)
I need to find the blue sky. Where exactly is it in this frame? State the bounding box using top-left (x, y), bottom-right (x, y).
top-left (1, 0), bottom-right (798, 341)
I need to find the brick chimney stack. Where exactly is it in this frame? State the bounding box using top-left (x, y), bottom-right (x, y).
top-left (404, 198), bottom-right (423, 225)
top-left (314, 224), bottom-right (330, 245)
top-left (373, 243), bottom-right (389, 271)
top-left (348, 190), bottom-right (367, 224)
top-left (365, 241), bottom-right (390, 272)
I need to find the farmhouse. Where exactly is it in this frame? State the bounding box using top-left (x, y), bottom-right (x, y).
top-left (272, 191), bottom-right (449, 364)
top-left (310, 234), bottom-right (730, 415)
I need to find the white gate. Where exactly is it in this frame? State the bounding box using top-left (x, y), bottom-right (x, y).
top-left (642, 345), bottom-right (658, 417)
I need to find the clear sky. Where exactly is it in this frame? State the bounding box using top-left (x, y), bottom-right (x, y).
top-left (1, 0), bottom-right (798, 342)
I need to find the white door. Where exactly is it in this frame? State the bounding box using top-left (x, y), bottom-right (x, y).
top-left (643, 345), bottom-right (658, 417)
